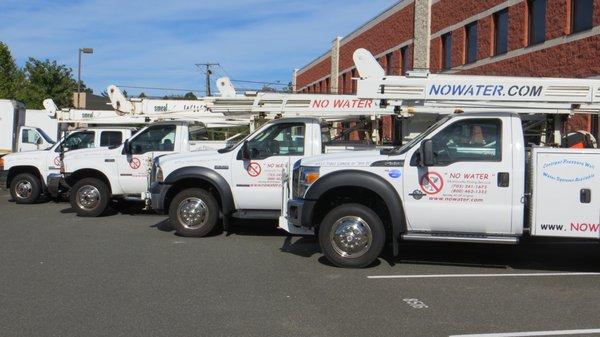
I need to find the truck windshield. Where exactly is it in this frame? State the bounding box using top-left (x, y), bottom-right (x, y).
top-left (388, 115), bottom-right (452, 155)
top-left (36, 128), bottom-right (56, 144)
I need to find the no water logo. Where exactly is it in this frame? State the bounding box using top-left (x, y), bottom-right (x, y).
top-left (247, 162), bottom-right (262, 177)
top-left (53, 156), bottom-right (61, 167)
top-left (129, 158), bottom-right (141, 170)
top-left (419, 172), bottom-right (444, 195)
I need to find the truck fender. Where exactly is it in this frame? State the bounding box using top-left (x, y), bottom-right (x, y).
top-left (305, 170), bottom-right (405, 256)
top-left (164, 167), bottom-right (235, 215)
top-left (7, 166), bottom-right (45, 189)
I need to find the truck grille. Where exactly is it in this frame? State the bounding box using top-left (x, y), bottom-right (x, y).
top-left (292, 166), bottom-right (300, 199)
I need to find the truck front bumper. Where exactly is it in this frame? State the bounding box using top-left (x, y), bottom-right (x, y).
top-left (287, 198), bottom-right (316, 229)
top-left (46, 173), bottom-right (68, 198)
top-left (149, 182), bottom-right (171, 214)
top-left (0, 169), bottom-right (8, 190)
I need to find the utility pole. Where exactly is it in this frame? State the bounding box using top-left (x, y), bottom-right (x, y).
top-left (195, 63), bottom-right (220, 96)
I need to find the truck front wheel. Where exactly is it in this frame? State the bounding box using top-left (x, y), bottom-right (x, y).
top-left (319, 203), bottom-right (385, 268)
top-left (169, 188), bottom-right (219, 237)
top-left (9, 173), bottom-right (41, 204)
top-left (70, 178), bottom-right (110, 217)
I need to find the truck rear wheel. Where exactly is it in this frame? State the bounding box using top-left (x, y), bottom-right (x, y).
top-left (70, 178), bottom-right (110, 217)
top-left (169, 188), bottom-right (219, 237)
top-left (10, 173), bottom-right (41, 204)
top-left (319, 203), bottom-right (385, 268)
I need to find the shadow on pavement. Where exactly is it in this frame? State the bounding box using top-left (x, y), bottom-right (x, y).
top-left (393, 239), bottom-right (600, 272)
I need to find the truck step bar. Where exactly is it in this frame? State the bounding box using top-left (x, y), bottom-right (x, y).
top-left (402, 233), bottom-right (519, 245)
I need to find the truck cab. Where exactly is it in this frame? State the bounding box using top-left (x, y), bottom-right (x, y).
top-left (0, 100), bottom-right (55, 155)
top-left (1, 128), bottom-right (134, 204)
top-left (282, 112), bottom-right (600, 268)
top-left (63, 121), bottom-right (238, 217)
top-left (150, 116), bottom-right (396, 237)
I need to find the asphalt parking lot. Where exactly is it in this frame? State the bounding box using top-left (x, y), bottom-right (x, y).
top-left (1, 191), bottom-right (600, 337)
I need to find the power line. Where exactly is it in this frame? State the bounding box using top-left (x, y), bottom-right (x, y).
top-left (230, 79), bottom-right (287, 87)
top-left (116, 85), bottom-right (205, 93)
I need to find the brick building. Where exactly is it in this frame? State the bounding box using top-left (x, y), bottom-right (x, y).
top-left (293, 0), bottom-right (600, 138)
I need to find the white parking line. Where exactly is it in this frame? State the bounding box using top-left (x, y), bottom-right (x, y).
top-left (367, 272), bottom-right (600, 279)
top-left (449, 328), bottom-right (600, 336)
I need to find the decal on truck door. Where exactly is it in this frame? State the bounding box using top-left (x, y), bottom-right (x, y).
top-left (425, 172), bottom-right (493, 203)
top-left (246, 162), bottom-right (261, 177)
top-left (129, 157), bottom-right (141, 170)
top-left (419, 172), bottom-right (444, 195)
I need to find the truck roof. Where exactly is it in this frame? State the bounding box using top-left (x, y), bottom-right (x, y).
top-left (267, 117), bottom-right (321, 124)
top-left (450, 111), bottom-right (518, 118)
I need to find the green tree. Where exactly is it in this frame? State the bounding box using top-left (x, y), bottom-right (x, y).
top-left (183, 92), bottom-right (197, 100)
top-left (282, 81), bottom-right (294, 93)
top-left (0, 41), bottom-right (23, 99)
top-left (139, 92), bottom-right (146, 98)
top-left (18, 58), bottom-right (77, 109)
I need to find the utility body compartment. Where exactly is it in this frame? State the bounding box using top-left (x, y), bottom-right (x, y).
top-left (530, 148), bottom-right (600, 239)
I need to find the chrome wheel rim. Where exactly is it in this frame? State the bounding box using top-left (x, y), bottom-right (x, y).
top-left (177, 197), bottom-right (209, 230)
top-left (330, 216), bottom-right (373, 258)
top-left (15, 180), bottom-right (33, 199)
top-left (76, 185), bottom-right (101, 210)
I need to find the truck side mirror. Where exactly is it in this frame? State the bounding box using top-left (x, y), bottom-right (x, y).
top-left (122, 139), bottom-right (131, 155)
top-left (419, 139), bottom-right (435, 167)
top-left (240, 141), bottom-right (251, 160)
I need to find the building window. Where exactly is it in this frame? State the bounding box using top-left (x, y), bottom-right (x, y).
top-left (326, 78), bottom-right (331, 94)
top-left (401, 46), bottom-right (409, 75)
top-left (528, 0), bottom-right (546, 45)
top-left (441, 32), bottom-right (452, 70)
top-left (385, 52), bottom-right (394, 75)
top-left (494, 9), bottom-right (509, 55)
top-left (351, 69), bottom-right (358, 94)
top-left (341, 73), bottom-right (347, 94)
top-left (572, 0), bottom-right (594, 33)
top-left (465, 21), bottom-right (478, 64)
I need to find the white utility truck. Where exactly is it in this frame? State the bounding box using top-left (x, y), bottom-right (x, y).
top-left (55, 79), bottom-right (253, 217)
top-left (280, 49), bottom-right (600, 268)
top-left (149, 94), bottom-right (409, 237)
top-left (0, 100), bottom-right (56, 156)
top-left (1, 127), bottom-right (135, 203)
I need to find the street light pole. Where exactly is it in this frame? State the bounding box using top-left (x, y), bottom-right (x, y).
top-left (77, 48), bottom-right (94, 108)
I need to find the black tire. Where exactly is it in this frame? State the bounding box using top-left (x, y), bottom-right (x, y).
top-left (70, 178), bottom-right (110, 217)
top-left (319, 203), bottom-right (386, 268)
top-left (9, 173), bottom-right (42, 204)
top-left (169, 188), bottom-right (219, 237)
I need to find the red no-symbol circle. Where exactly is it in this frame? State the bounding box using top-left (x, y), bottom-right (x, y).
top-left (129, 158), bottom-right (141, 170)
top-left (419, 172), bottom-right (444, 195)
top-left (247, 162), bottom-right (262, 177)
top-left (53, 156), bottom-right (61, 167)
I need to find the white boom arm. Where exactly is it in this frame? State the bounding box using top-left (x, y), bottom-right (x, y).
top-left (354, 48), bottom-right (600, 115)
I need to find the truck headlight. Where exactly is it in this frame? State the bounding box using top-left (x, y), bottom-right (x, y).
top-left (296, 166), bottom-right (320, 198)
top-left (155, 166), bottom-right (164, 183)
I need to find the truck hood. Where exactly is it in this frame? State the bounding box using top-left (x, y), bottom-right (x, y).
top-left (3, 150), bottom-right (51, 168)
top-left (300, 150), bottom-right (406, 168)
top-left (63, 147), bottom-right (115, 160)
top-left (158, 150), bottom-right (221, 169)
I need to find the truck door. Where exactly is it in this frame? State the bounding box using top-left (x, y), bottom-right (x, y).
top-left (231, 122), bottom-right (306, 210)
top-left (402, 117), bottom-right (514, 234)
top-left (118, 125), bottom-right (176, 195)
top-left (18, 127), bottom-right (43, 152)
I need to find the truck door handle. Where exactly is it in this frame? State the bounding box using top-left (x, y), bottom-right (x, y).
top-left (580, 189), bottom-right (592, 204)
top-left (497, 172), bottom-right (510, 187)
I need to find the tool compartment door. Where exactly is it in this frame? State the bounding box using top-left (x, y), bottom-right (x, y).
top-left (531, 148), bottom-right (600, 238)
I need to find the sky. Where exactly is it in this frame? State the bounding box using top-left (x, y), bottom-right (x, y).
top-left (0, 0), bottom-right (396, 98)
